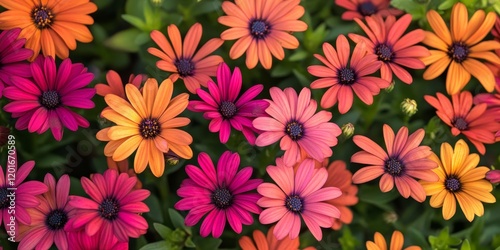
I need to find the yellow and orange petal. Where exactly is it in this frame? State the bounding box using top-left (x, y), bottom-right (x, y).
top-left (239, 225), bottom-right (316, 250)
top-left (366, 231), bottom-right (421, 250)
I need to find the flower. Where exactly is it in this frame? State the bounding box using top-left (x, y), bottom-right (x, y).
top-left (334, 0), bottom-right (403, 21)
top-left (17, 174), bottom-right (73, 250)
top-left (351, 124), bottom-right (438, 202)
top-left (253, 87), bottom-right (341, 166)
top-left (366, 230), bottom-right (421, 250)
top-left (424, 91), bottom-right (500, 155)
top-left (0, 0), bottom-right (97, 61)
top-left (486, 169), bottom-right (500, 184)
top-left (239, 225), bottom-right (316, 250)
top-left (148, 23), bottom-right (223, 93)
top-left (3, 56), bottom-right (95, 141)
top-left (324, 160), bottom-right (358, 230)
top-left (218, 0), bottom-right (308, 69)
top-left (421, 2), bottom-right (500, 95)
top-left (66, 169), bottom-right (150, 242)
top-left (106, 157), bottom-right (142, 190)
top-left (95, 70), bottom-right (145, 99)
top-left (67, 229), bottom-right (128, 250)
top-left (341, 123), bottom-right (355, 139)
top-left (188, 62), bottom-right (268, 145)
top-left (307, 35), bottom-right (390, 113)
top-left (492, 15), bottom-right (500, 55)
top-left (174, 151), bottom-right (262, 238)
top-left (257, 158), bottom-right (342, 241)
top-left (401, 98), bottom-right (418, 117)
top-left (420, 140), bottom-right (496, 221)
top-left (349, 14), bottom-right (429, 84)
top-left (96, 78), bottom-right (193, 177)
top-left (0, 28), bottom-right (33, 98)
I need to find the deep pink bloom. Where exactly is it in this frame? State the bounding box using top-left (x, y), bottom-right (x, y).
top-left (18, 174), bottom-right (74, 250)
top-left (486, 169), bottom-right (500, 184)
top-left (65, 169), bottom-right (150, 242)
top-left (175, 151), bottom-right (262, 238)
top-left (188, 62), bottom-right (268, 145)
top-left (67, 229), bottom-right (128, 250)
top-left (253, 87), bottom-right (341, 166)
top-left (257, 158), bottom-right (342, 241)
top-left (3, 56), bottom-right (95, 141)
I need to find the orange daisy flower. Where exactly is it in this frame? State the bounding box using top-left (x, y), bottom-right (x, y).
top-left (218, 0), bottom-right (308, 69)
top-left (148, 23), bottom-right (223, 94)
top-left (96, 78), bottom-right (193, 177)
top-left (95, 70), bottom-right (145, 99)
top-left (0, 0), bottom-right (97, 61)
top-left (239, 225), bottom-right (316, 250)
top-left (366, 230), bottom-right (421, 250)
top-left (424, 91), bottom-right (500, 155)
top-left (421, 2), bottom-right (500, 95)
top-left (335, 0), bottom-right (403, 21)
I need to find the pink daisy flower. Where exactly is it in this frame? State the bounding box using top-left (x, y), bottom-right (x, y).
top-left (175, 151), bottom-right (262, 238)
top-left (18, 174), bottom-right (74, 250)
top-left (253, 87), bottom-right (341, 166)
top-left (257, 158), bottom-right (342, 241)
top-left (334, 0), bottom-right (403, 21)
top-left (188, 62), bottom-right (269, 145)
top-left (3, 56), bottom-right (95, 141)
top-left (66, 169), bottom-right (150, 242)
top-left (67, 229), bottom-right (128, 250)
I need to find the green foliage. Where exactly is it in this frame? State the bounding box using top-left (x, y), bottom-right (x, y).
top-left (429, 227), bottom-right (462, 250)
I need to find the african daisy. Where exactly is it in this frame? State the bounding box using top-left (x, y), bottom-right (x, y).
top-left (335, 0), bottom-right (403, 21)
top-left (67, 229), bottom-right (127, 250)
top-left (95, 70), bottom-right (145, 99)
top-left (366, 230), bottom-right (421, 250)
top-left (239, 225), bottom-right (316, 250)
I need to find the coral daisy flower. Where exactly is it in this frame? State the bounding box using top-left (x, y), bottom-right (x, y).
top-left (0, 0), bottom-right (97, 61)
top-left (96, 78), bottom-right (193, 177)
top-left (67, 229), bottom-right (127, 250)
top-left (349, 14), bottom-right (430, 84)
top-left (66, 169), bottom-right (150, 242)
top-left (95, 70), bottom-right (145, 99)
top-left (174, 151), bottom-right (262, 238)
top-left (17, 174), bottom-right (74, 250)
top-left (253, 87), bottom-right (341, 166)
top-left (421, 2), bottom-right (500, 95)
top-left (424, 91), bottom-right (500, 155)
top-left (351, 124), bottom-right (438, 202)
top-left (0, 28), bottom-right (33, 98)
top-left (239, 225), bottom-right (316, 250)
top-left (3, 56), bottom-right (95, 141)
top-left (148, 23), bottom-right (223, 94)
top-left (308, 35), bottom-right (390, 113)
top-left (258, 158), bottom-right (342, 241)
top-left (334, 0), bottom-right (403, 21)
top-left (188, 62), bottom-right (268, 145)
top-left (420, 140), bottom-right (496, 221)
top-left (366, 230), bottom-right (421, 250)
top-left (218, 0), bottom-right (308, 69)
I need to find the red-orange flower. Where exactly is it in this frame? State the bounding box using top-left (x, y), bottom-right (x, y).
top-left (334, 0), bottom-right (403, 21)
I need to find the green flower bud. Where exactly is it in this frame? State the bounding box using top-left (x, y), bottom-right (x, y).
top-left (341, 123), bottom-right (355, 139)
top-left (401, 98), bottom-right (418, 117)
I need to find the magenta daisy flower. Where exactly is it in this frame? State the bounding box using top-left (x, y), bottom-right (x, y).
top-left (18, 174), bottom-right (73, 250)
top-left (3, 56), bottom-right (95, 141)
top-left (0, 28), bottom-right (33, 98)
top-left (67, 229), bottom-right (128, 250)
top-left (188, 62), bottom-right (269, 145)
top-left (66, 169), bottom-right (150, 242)
top-left (253, 87), bottom-right (341, 166)
top-left (258, 158), bottom-right (342, 241)
top-left (174, 151), bottom-right (262, 238)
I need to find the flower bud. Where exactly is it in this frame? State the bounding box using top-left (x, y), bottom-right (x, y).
top-left (164, 151), bottom-right (180, 166)
top-left (385, 80), bottom-right (395, 92)
top-left (486, 169), bottom-right (500, 184)
top-left (401, 98), bottom-right (418, 117)
top-left (383, 211), bottom-right (398, 224)
top-left (341, 123), bottom-right (355, 139)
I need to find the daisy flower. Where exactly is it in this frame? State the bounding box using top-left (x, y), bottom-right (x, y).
top-left (351, 124), bottom-right (438, 202)
top-left (148, 23), bottom-right (223, 93)
top-left (349, 14), bottom-right (430, 84)
top-left (218, 0), bottom-right (308, 69)
top-left (96, 78), bottom-right (193, 177)
top-left (258, 158), bottom-right (341, 241)
top-left (188, 62), bottom-right (268, 145)
top-left (66, 169), bottom-right (150, 242)
top-left (421, 2), bottom-right (500, 95)
top-left (95, 70), bottom-right (145, 99)
top-left (253, 87), bottom-right (341, 166)
top-left (106, 157), bottom-right (142, 190)
top-left (0, 0), bottom-right (97, 61)
top-left (366, 230), bottom-right (421, 250)
top-left (175, 151), bottom-right (262, 238)
top-left (424, 91), bottom-right (500, 155)
top-left (420, 140), bottom-right (496, 221)
top-left (239, 225), bottom-right (316, 250)
top-left (67, 229), bottom-right (127, 250)
top-left (18, 174), bottom-right (74, 250)
top-left (307, 35), bottom-right (390, 113)
top-left (335, 0), bottom-right (403, 21)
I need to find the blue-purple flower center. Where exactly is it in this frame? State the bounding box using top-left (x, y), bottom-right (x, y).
top-left (0, 187), bottom-right (9, 209)
top-left (453, 117), bottom-right (468, 130)
top-left (445, 176), bottom-right (461, 192)
top-left (139, 118), bottom-right (161, 139)
top-left (385, 158), bottom-right (404, 176)
top-left (45, 209), bottom-right (68, 230)
top-left (32, 6), bottom-right (54, 29)
top-left (174, 58), bottom-right (195, 77)
top-left (211, 188), bottom-right (233, 209)
top-left (286, 195), bottom-right (303, 213)
top-left (375, 44), bottom-right (394, 62)
top-left (99, 197), bottom-right (120, 221)
top-left (219, 101), bottom-right (238, 119)
top-left (285, 121), bottom-right (304, 141)
top-left (250, 19), bottom-right (270, 39)
top-left (357, 2), bottom-right (377, 16)
top-left (448, 42), bottom-right (469, 63)
top-left (40, 90), bottom-right (61, 110)
top-left (338, 67), bottom-right (356, 85)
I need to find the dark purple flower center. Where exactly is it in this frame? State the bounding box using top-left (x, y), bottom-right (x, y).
top-left (45, 209), bottom-right (68, 230)
top-left (357, 2), bottom-right (377, 16)
top-left (0, 187), bottom-right (9, 209)
top-left (338, 67), bottom-right (356, 85)
top-left (448, 42), bottom-right (469, 63)
top-left (452, 117), bottom-right (468, 130)
top-left (250, 19), bottom-right (270, 39)
top-left (385, 158), bottom-right (404, 176)
top-left (445, 176), bottom-right (461, 192)
top-left (211, 188), bottom-right (233, 209)
top-left (139, 118), bottom-right (161, 139)
top-left (174, 58), bottom-right (195, 78)
top-left (99, 197), bottom-right (120, 221)
top-left (40, 90), bottom-right (61, 110)
top-left (219, 101), bottom-right (238, 119)
top-left (285, 121), bottom-right (304, 141)
top-left (32, 6), bottom-right (54, 29)
top-left (286, 195), bottom-right (303, 213)
top-left (375, 44), bottom-right (394, 62)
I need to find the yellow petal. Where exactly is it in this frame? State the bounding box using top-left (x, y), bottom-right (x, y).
top-left (442, 192), bottom-right (456, 220)
top-left (105, 94), bottom-right (142, 124)
top-left (152, 79), bottom-right (173, 118)
top-left (445, 61), bottom-right (471, 95)
top-left (112, 135), bottom-right (142, 161)
top-left (423, 56), bottom-right (451, 80)
top-left (125, 84), bottom-right (148, 118)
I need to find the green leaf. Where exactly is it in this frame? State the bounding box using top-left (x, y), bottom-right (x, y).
top-left (460, 239), bottom-right (471, 250)
top-left (122, 14), bottom-right (146, 30)
top-left (192, 0), bottom-right (221, 16)
top-left (185, 236), bottom-right (196, 248)
top-left (104, 29), bottom-right (142, 52)
top-left (438, 0), bottom-right (458, 10)
top-left (154, 223), bottom-right (173, 239)
top-left (390, 0), bottom-right (427, 19)
top-left (193, 236), bottom-right (222, 250)
top-left (139, 241), bottom-right (170, 250)
top-left (168, 208), bottom-right (187, 231)
top-left (145, 194), bottom-right (164, 223)
top-left (289, 50), bottom-right (309, 62)
top-left (271, 64), bottom-right (292, 77)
